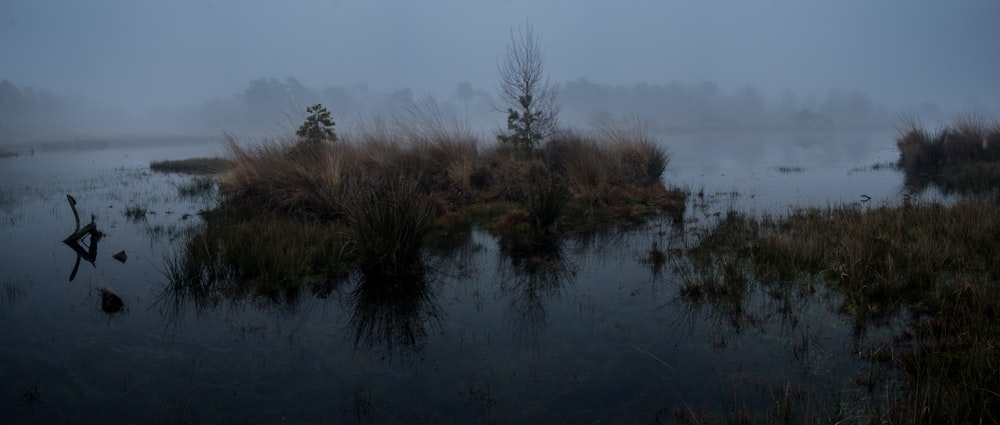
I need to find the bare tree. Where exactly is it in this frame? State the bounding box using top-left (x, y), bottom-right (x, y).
top-left (496, 23), bottom-right (559, 153)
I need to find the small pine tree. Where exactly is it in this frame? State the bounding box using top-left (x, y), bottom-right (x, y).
top-left (297, 104), bottom-right (337, 145)
top-left (497, 95), bottom-right (545, 154)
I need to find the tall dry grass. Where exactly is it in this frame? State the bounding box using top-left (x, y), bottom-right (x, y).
top-left (220, 134), bottom-right (349, 218)
top-left (897, 113), bottom-right (1000, 170)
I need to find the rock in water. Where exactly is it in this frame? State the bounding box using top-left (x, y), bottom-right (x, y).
top-left (100, 288), bottom-right (124, 314)
top-left (113, 250), bottom-right (128, 263)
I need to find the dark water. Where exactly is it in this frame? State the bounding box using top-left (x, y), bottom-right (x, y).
top-left (0, 131), bottom-right (916, 423)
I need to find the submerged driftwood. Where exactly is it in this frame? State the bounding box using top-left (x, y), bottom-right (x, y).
top-left (63, 195), bottom-right (103, 281)
top-left (100, 288), bottom-right (124, 314)
top-left (63, 195), bottom-right (101, 243)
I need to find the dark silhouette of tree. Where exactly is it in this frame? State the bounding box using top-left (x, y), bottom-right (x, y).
top-left (296, 104), bottom-right (337, 145)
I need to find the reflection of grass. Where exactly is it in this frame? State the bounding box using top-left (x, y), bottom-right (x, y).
top-left (343, 385), bottom-right (376, 424)
top-left (150, 157), bottom-right (234, 175)
top-left (0, 150), bottom-right (18, 158)
top-left (678, 199), bottom-right (1000, 422)
top-left (160, 207), bottom-right (350, 304)
top-left (1, 277), bottom-right (25, 306)
top-left (849, 162), bottom-right (900, 174)
top-left (0, 189), bottom-right (15, 209)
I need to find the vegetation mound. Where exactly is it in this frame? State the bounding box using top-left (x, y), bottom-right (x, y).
top-left (896, 114), bottom-right (1000, 195)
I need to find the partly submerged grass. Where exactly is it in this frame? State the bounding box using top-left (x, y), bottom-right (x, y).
top-left (150, 157), bottom-right (234, 175)
top-left (896, 114), bottom-right (1000, 195)
top-left (176, 176), bottom-right (217, 198)
top-left (775, 165), bottom-right (804, 173)
top-left (162, 207), bottom-right (350, 305)
top-left (678, 199), bottom-right (1000, 423)
top-left (123, 203), bottom-right (149, 220)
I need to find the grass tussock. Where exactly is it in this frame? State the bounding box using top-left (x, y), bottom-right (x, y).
top-left (896, 114), bottom-right (1000, 195)
top-left (162, 207), bottom-right (350, 305)
top-left (217, 112), bottom-right (683, 251)
top-left (681, 199), bottom-right (1000, 423)
top-left (340, 171), bottom-right (434, 278)
top-left (150, 157), bottom-right (234, 175)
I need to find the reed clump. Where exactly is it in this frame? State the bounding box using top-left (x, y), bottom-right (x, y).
top-left (897, 114), bottom-right (1000, 195)
top-left (681, 199), bottom-right (1000, 423)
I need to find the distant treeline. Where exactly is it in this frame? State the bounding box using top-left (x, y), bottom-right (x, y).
top-left (0, 79), bottom-right (82, 141)
top-left (2, 76), bottom-right (902, 143)
top-left (175, 77), bottom-right (895, 137)
top-left (558, 79), bottom-right (891, 130)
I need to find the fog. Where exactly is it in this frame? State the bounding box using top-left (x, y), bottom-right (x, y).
top-left (2, 0), bottom-right (998, 143)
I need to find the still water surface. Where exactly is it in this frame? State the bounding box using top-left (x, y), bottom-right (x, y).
top-left (1, 131), bottom-right (917, 423)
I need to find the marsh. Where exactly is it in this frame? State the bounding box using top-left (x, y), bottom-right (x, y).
top-left (3, 128), bottom-right (958, 423)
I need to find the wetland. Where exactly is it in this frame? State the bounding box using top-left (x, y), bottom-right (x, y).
top-left (1, 120), bottom-right (997, 424)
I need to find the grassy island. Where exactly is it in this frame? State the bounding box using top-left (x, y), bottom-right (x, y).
top-left (897, 114), bottom-right (1000, 195)
top-left (161, 114), bottom-right (685, 301)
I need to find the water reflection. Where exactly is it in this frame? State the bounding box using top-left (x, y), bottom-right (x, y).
top-left (348, 272), bottom-right (440, 358)
top-left (63, 232), bottom-right (101, 282)
top-left (902, 166), bottom-right (1000, 198)
top-left (496, 241), bottom-right (576, 344)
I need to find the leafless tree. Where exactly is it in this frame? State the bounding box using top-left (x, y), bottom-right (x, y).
top-left (496, 23), bottom-right (559, 153)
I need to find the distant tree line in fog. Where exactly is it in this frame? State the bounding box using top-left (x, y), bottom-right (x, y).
top-left (173, 77), bottom-right (895, 138)
top-left (558, 79), bottom-right (890, 131)
top-left (0, 79), bottom-right (81, 141)
top-left (1, 76), bottom-right (933, 143)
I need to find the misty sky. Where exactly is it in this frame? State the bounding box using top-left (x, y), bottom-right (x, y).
top-left (3, 0), bottom-right (998, 111)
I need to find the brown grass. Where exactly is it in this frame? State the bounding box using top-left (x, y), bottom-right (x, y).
top-left (897, 114), bottom-right (1000, 196)
top-left (680, 199), bottom-right (1000, 423)
top-left (189, 113), bottom-right (684, 294)
top-left (897, 113), bottom-right (1000, 170)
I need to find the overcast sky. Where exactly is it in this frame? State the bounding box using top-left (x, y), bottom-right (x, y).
top-left (2, 0), bottom-right (998, 111)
